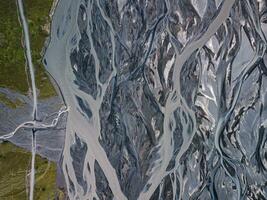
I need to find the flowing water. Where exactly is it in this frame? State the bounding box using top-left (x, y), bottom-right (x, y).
top-left (43, 0), bottom-right (267, 199)
top-left (2, 0), bottom-right (267, 199)
top-left (17, 1), bottom-right (37, 199)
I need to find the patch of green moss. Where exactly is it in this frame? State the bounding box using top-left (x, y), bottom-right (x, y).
top-left (24, 0), bottom-right (56, 99)
top-left (0, 93), bottom-right (24, 109)
top-left (0, 142), bottom-right (65, 200)
top-left (0, 0), bottom-right (56, 102)
top-left (0, 1), bottom-right (28, 94)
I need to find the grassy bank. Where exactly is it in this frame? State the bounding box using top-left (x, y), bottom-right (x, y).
top-left (0, 0), bottom-right (56, 108)
top-left (0, 142), bottom-right (64, 199)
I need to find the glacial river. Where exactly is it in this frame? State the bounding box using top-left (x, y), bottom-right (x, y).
top-left (44, 0), bottom-right (267, 199)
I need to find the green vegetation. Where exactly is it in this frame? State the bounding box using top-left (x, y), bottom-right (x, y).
top-left (0, 0), bottom-right (56, 103)
top-left (0, 0), bottom-right (28, 94)
top-left (0, 142), bottom-right (64, 200)
top-left (24, 0), bottom-right (56, 99)
top-left (0, 1), bottom-right (65, 199)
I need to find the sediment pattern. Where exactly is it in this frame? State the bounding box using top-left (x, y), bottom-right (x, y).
top-left (44, 0), bottom-right (267, 199)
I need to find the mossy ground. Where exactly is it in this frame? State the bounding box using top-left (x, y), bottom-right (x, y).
top-left (24, 0), bottom-right (56, 99)
top-left (0, 0), bottom-right (28, 95)
top-left (0, 0), bottom-right (56, 108)
top-left (0, 141), bottom-right (64, 200)
top-left (0, 1), bottom-right (64, 199)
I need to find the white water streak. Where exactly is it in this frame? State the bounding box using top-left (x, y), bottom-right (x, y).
top-left (0, 106), bottom-right (68, 140)
top-left (17, 1), bottom-right (37, 199)
top-left (17, 0), bottom-right (37, 119)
